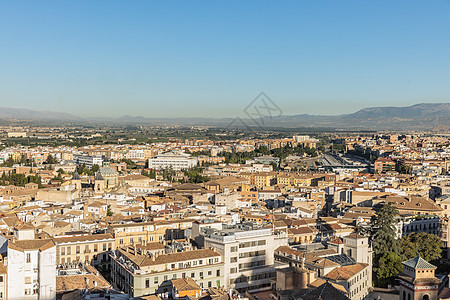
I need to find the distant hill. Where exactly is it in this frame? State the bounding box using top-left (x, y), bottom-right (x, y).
top-left (0, 107), bottom-right (80, 121)
top-left (262, 103), bottom-right (450, 130)
top-left (0, 103), bottom-right (449, 130)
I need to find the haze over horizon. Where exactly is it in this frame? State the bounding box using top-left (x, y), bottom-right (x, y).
top-left (1, 1), bottom-right (450, 118)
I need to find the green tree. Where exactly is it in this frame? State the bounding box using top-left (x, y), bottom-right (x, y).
top-left (371, 203), bottom-right (400, 258)
top-left (400, 232), bottom-right (442, 263)
top-left (91, 164), bottom-right (100, 173)
top-left (375, 251), bottom-right (403, 287)
top-left (106, 205), bottom-right (113, 216)
top-left (45, 154), bottom-right (57, 164)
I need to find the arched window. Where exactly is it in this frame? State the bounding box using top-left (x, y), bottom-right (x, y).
top-left (408, 293), bottom-right (411, 300)
top-left (423, 295), bottom-right (430, 300)
top-left (403, 291), bottom-right (406, 300)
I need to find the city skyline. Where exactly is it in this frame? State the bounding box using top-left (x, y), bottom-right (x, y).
top-left (1, 1), bottom-right (450, 117)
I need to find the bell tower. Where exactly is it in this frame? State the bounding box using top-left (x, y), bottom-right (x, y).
top-left (71, 170), bottom-right (82, 190)
top-left (94, 171), bottom-right (105, 194)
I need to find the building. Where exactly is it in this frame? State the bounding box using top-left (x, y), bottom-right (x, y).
top-left (111, 246), bottom-right (223, 297)
top-left (7, 239), bottom-right (57, 300)
top-left (74, 154), bottom-right (104, 169)
top-left (53, 233), bottom-right (115, 266)
top-left (106, 219), bottom-right (192, 247)
top-left (397, 256), bottom-right (441, 300)
top-left (202, 223), bottom-right (288, 293)
top-left (323, 263), bottom-right (370, 300)
top-left (374, 158), bottom-right (396, 173)
top-left (148, 152), bottom-right (197, 171)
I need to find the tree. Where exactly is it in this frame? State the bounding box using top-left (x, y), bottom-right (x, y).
top-left (45, 154), bottom-right (57, 164)
top-left (91, 164), bottom-right (100, 173)
top-left (375, 251), bottom-right (403, 287)
top-left (106, 205), bottom-right (113, 216)
top-left (371, 203), bottom-right (400, 258)
top-left (400, 232), bottom-right (442, 263)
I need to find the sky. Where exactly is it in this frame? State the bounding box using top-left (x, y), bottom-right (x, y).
top-left (1, 1), bottom-right (450, 118)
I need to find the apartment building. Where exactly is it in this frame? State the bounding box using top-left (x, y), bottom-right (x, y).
top-left (203, 223), bottom-right (288, 293)
top-left (7, 239), bottom-right (56, 300)
top-left (106, 219), bottom-right (193, 247)
top-left (53, 233), bottom-right (115, 266)
top-left (324, 263), bottom-right (370, 300)
top-left (111, 246), bottom-right (223, 297)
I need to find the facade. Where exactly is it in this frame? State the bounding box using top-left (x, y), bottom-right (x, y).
top-left (203, 224), bottom-right (288, 293)
top-left (324, 263), bottom-right (370, 300)
top-left (53, 233), bottom-right (115, 266)
top-left (111, 247), bottom-right (223, 297)
top-left (7, 239), bottom-right (57, 300)
top-left (74, 154), bottom-right (104, 169)
top-left (148, 152), bottom-right (197, 171)
top-left (107, 219), bottom-right (192, 247)
top-left (374, 157), bottom-right (396, 173)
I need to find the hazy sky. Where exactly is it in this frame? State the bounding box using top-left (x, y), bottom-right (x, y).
top-left (1, 1), bottom-right (450, 118)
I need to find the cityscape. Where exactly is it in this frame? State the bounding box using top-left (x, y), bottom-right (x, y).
top-left (1, 1), bottom-right (450, 300)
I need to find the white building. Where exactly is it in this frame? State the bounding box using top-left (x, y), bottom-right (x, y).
top-left (126, 149), bottom-right (145, 161)
top-left (148, 151), bottom-right (197, 171)
top-left (203, 223), bottom-right (288, 293)
top-left (7, 239), bottom-right (57, 300)
top-left (74, 154), bottom-right (103, 169)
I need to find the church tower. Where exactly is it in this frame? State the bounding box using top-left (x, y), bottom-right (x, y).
top-left (94, 171), bottom-right (105, 194)
top-left (398, 256), bottom-right (441, 300)
top-left (71, 170), bottom-right (82, 190)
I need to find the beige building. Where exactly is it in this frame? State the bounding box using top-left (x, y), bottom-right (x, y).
top-left (53, 233), bottom-right (115, 266)
top-left (111, 247), bottom-right (223, 297)
top-left (106, 219), bottom-right (193, 247)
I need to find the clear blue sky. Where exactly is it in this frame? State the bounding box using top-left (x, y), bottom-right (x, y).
top-left (1, 1), bottom-right (450, 118)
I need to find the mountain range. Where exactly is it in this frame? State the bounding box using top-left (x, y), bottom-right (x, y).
top-left (0, 103), bottom-right (449, 130)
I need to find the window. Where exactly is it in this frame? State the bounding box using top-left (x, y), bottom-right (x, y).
top-left (103, 243), bottom-right (107, 251)
top-left (25, 277), bottom-right (31, 284)
top-left (145, 279), bottom-right (150, 288)
top-left (208, 270), bottom-right (212, 276)
top-left (67, 247), bottom-right (71, 255)
top-left (0, 276), bottom-right (3, 282)
top-left (76, 246), bottom-right (80, 254)
top-left (230, 246), bottom-right (238, 252)
top-left (230, 257), bottom-right (237, 263)
top-left (61, 247), bottom-right (65, 255)
top-left (26, 253), bottom-right (31, 263)
top-left (154, 277), bottom-right (159, 284)
top-left (94, 244), bottom-right (98, 252)
top-left (217, 270), bottom-right (220, 276)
